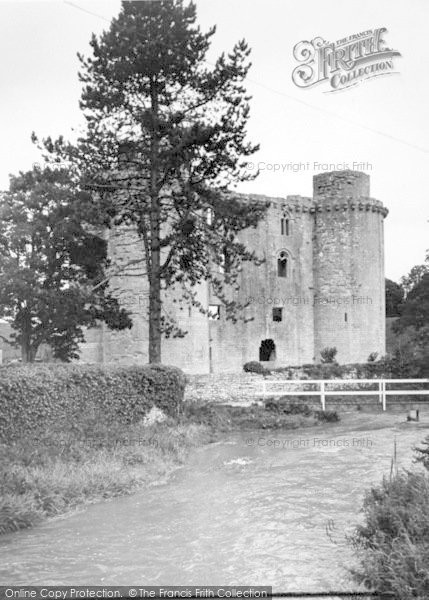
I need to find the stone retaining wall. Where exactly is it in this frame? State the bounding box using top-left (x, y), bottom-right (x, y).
top-left (185, 373), bottom-right (265, 404)
top-left (184, 372), bottom-right (428, 410)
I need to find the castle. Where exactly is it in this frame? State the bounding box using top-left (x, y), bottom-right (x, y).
top-left (80, 170), bottom-right (388, 373)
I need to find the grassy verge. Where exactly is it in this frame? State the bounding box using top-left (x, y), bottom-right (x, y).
top-left (179, 399), bottom-right (339, 431)
top-left (0, 400), bottom-right (338, 535)
top-left (0, 418), bottom-right (208, 535)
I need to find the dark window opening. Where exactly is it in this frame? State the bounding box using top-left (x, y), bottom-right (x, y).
top-left (281, 217), bottom-right (290, 236)
top-left (277, 251), bottom-right (288, 277)
top-left (259, 339), bottom-right (276, 361)
top-left (272, 307), bottom-right (283, 322)
top-left (345, 312), bottom-right (348, 322)
top-left (208, 305), bottom-right (220, 320)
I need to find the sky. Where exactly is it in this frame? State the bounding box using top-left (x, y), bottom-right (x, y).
top-left (0, 0), bottom-right (428, 282)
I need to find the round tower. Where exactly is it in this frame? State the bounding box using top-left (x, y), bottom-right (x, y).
top-left (312, 170), bottom-right (388, 363)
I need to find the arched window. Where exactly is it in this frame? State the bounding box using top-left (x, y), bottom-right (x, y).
top-left (259, 339), bottom-right (276, 361)
top-left (281, 214), bottom-right (290, 236)
top-left (277, 250), bottom-right (289, 278)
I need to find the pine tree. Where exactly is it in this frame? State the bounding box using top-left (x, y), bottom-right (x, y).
top-left (37, 0), bottom-right (266, 363)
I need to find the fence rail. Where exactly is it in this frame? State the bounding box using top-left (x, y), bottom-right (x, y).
top-left (261, 379), bottom-right (429, 411)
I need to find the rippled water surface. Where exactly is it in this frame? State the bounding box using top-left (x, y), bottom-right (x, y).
top-left (1, 411), bottom-right (428, 590)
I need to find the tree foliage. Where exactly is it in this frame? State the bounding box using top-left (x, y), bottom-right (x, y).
top-left (0, 166), bottom-right (131, 362)
top-left (400, 261), bottom-right (429, 296)
top-left (396, 272), bottom-right (429, 332)
top-left (392, 256), bottom-right (429, 357)
top-left (35, 0), bottom-right (266, 362)
top-left (385, 278), bottom-right (403, 317)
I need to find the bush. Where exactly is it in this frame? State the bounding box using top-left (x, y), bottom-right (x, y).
top-left (351, 438), bottom-right (429, 599)
top-left (265, 398), bottom-right (312, 417)
top-left (351, 471), bottom-right (429, 599)
top-left (0, 364), bottom-right (185, 443)
top-left (414, 435), bottom-right (429, 470)
top-left (320, 346), bottom-right (338, 363)
top-left (243, 361), bottom-right (267, 374)
top-left (315, 410), bottom-right (339, 422)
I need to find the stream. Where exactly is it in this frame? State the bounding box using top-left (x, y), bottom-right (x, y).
top-left (1, 411), bottom-right (428, 591)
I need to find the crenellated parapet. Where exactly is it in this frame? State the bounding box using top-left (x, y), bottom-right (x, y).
top-left (311, 196), bottom-right (388, 217)
top-left (234, 180), bottom-right (388, 218)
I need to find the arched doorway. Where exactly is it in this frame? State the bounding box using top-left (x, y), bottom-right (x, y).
top-left (259, 339), bottom-right (276, 362)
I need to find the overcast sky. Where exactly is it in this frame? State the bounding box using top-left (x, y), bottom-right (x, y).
top-left (0, 0), bottom-right (428, 282)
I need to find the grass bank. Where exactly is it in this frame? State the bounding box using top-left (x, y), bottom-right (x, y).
top-left (0, 418), bottom-right (208, 535)
top-left (0, 400), bottom-right (338, 535)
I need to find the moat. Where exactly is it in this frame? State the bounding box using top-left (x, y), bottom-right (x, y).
top-left (0, 411), bottom-right (428, 590)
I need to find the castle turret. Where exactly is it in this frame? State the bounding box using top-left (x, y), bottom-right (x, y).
top-left (312, 170), bottom-right (387, 363)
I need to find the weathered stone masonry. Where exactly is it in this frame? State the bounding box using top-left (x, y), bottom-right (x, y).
top-left (80, 170), bottom-right (388, 373)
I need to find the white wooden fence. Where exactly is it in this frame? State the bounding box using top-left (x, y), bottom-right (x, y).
top-left (261, 379), bottom-right (429, 411)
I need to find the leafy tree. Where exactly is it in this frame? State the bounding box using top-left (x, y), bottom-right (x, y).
top-left (0, 166), bottom-right (131, 362)
top-left (385, 278), bottom-right (403, 317)
top-left (400, 262), bottom-right (429, 296)
top-left (395, 272), bottom-right (429, 333)
top-left (35, 0), bottom-right (266, 363)
top-left (393, 266), bottom-right (429, 371)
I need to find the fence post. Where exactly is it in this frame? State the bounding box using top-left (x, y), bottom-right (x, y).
top-left (262, 379), bottom-right (266, 399)
top-left (382, 380), bottom-right (386, 412)
top-left (320, 381), bottom-right (326, 411)
top-left (378, 380), bottom-right (382, 405)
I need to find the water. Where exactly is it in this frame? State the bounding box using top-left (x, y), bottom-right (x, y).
top-left (1, 412), bottom-right (428, 590)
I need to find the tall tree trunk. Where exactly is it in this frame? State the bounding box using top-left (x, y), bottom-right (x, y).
top-left (148, 80), bottom-right (161, 363)
top-left (21, 342), bottom-right (36, 363)
top-left (20, 312), bottom-right (35, 363)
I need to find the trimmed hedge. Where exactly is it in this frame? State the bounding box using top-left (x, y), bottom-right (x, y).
top-left (0, 364), bottom-right (185, 443)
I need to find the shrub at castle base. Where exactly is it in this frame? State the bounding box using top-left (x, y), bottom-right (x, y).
top-left (0, 364), bottom-right (185, 443)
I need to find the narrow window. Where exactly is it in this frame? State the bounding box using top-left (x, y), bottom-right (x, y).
top-left (277, 251), bottom-right (288, 278)
top-left (208, 305), bottom-right (220, 320)
top-left (345, 312), bottom-right (348, 322)
top-left (281, 215), bottom-right (290, 236)
top-left (272, 307), bottom-right (283, 322)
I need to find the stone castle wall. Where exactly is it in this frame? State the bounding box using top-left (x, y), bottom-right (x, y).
top-left (207, 193), bottom-right (315, 372)
top-left (79, 170), bottom-right (388, 373)
top-left (312, 171), bottom-right (387, 363)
